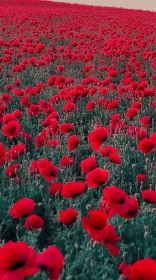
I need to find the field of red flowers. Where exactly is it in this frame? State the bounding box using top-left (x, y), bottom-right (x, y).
top-left (0, 0), bottom-right (156, 279)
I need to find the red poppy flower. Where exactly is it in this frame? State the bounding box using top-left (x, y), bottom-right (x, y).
top-left (38, 158), bottom-right (51, 168)
top-left (138, 138), bottom-right (154, 154)
top-left (100, 224), bottom-right (120, 256)
top-left (0, 142), bottom-right (7, 158)
top-left (140, 116), bottom-right (151, 127)
top-left (28, 88), bottom-right (38, 96)
top-left (111, 113), bottom-right (121, 124)
top-left (152, 100), bottom-right (156, 109)
top-left (131, 101), bottom-right (142, 109)
top-left (110, 83), bottom-right (116, 91)
top-left (37, 82), bottom-right (46, 91)
top-left (0, 157), bottom-right (6, 166)
top-left (88, 127), bottom-right (109, 151)
top-left (59, 208), bottom-right (78, 225)
top-left (80, 155), bottom-right (98, 173)
top-left (13, 88), bottom-right (24, 97)
top-left (5, 83), bottom-right (13, 90)
top-left (13, 109), bottom-right (22, 119)
top-left (86, 168), bottom-right (109, 188)
top-left (48, 75), bottom-right (57, 86)
top-left (2, 120), bottom-right (21, 138)
top-left (67, 135), bottom-right (79, 150)
top-left (2, 93), bottom-right (12, 103)
top-left (97, 98), bottom-right (109, 109)
top-left (21, 132), bottom-right (32, 141)
top-left (10, 197), bottom-right (35, 218)
top-left (126, 126), bottom-right (138, 137)
top-left (46, 139), bottom-right (61, 148)
top-left (36, 43), bottom-right (45, 53)
top-left (59, 155), bottom-right (74, 167)
top-left (103, 186), bottom-right (139, 219)
top-left (39, 162), bottom-right (58, 182)
top-left (43, 113), bottom-right (59, 127)
top-left (136, 128), bottom-right (148, 141)
top-left (102, 77), bottom-right (110, 86)
top-left (82, 209), bottom-right (108, 238)
top-left (6, 163), bottom-right (20, 178)
top-left (0, 241), bottom-right (38, 279)
top-left (118, 262), bottom-right (129, 274)
top-left (38, 99), bottom-right (47, 109)
top-left (136, 173), bottom-right (146, 182)
top-left (63, 101), bottom-right (76, 113)
top-left (0, 103), bottom-right (8, 114)
top-left (37, 246), bottom-right (64, 280)
top-left (103, 186), bottom-right (128, 206)
top-left (139, 71), bottom-right (146, 78)
top-left (109, 153), bottom-right (121, 164)
top-left (35, 134), bottom-right (46, 149)
top-left (24, 214), bottom-right (44, 231)
top-left (49, 182), bottom-right (63, 195)
top-left (86, 101), bottom-right (96, 111)
top-left (50, 119), bottom-right (59, 136)
top-left (55, 76), bottom-right (65, 86)
top-left (123, 258), bottom-right (156, 280)
top-left (82, 211), bottom-right (120, 255)
top-left (59, 122), bottom-right (73, 134)
top-left (150, 132), bottom-right (156, 145)
top-left (107, 99), bottom-right (119, 110)
top-left (99, 146), bottom-right (118, 157)
top-left (141, 189), bottom-right (156, 204)
top-left (57, 65), bottom-right (64, 72)
top-left (28, 104), bottom-right (41, 116)
top-left (29, 160), bottom-right (39, 175)
top-left (99, 197), bottom-right (116, 218)
top-left (108, 70), bottom-right (117, 77)
top-left (126, 108), bottom-right (139, 118)
top-left (20, 96), bottom-right (31, 107)
top-left (120, 197), bottom-right (139, 219)
top-left (3, 113), bottom-right (16, 124)
top-left (61, 182), bottom-right (85, 198)
top-left (8, 143), bottom-right (26, 160)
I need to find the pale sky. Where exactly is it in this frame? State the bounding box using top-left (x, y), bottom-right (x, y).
top-left (52, 0), bottom-right (156, 11)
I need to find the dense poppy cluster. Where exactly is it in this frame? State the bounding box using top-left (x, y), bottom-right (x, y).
top-left (0, 0), bottom-right (156, 279)
top-left (0, 241), bottom-right (64, 280)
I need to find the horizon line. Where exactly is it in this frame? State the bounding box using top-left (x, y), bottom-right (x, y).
top-left (47, 0), bottom-right (156, 12)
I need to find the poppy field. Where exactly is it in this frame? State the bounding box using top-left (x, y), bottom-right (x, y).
top-left (0, 0), bottom-right (156, 279)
